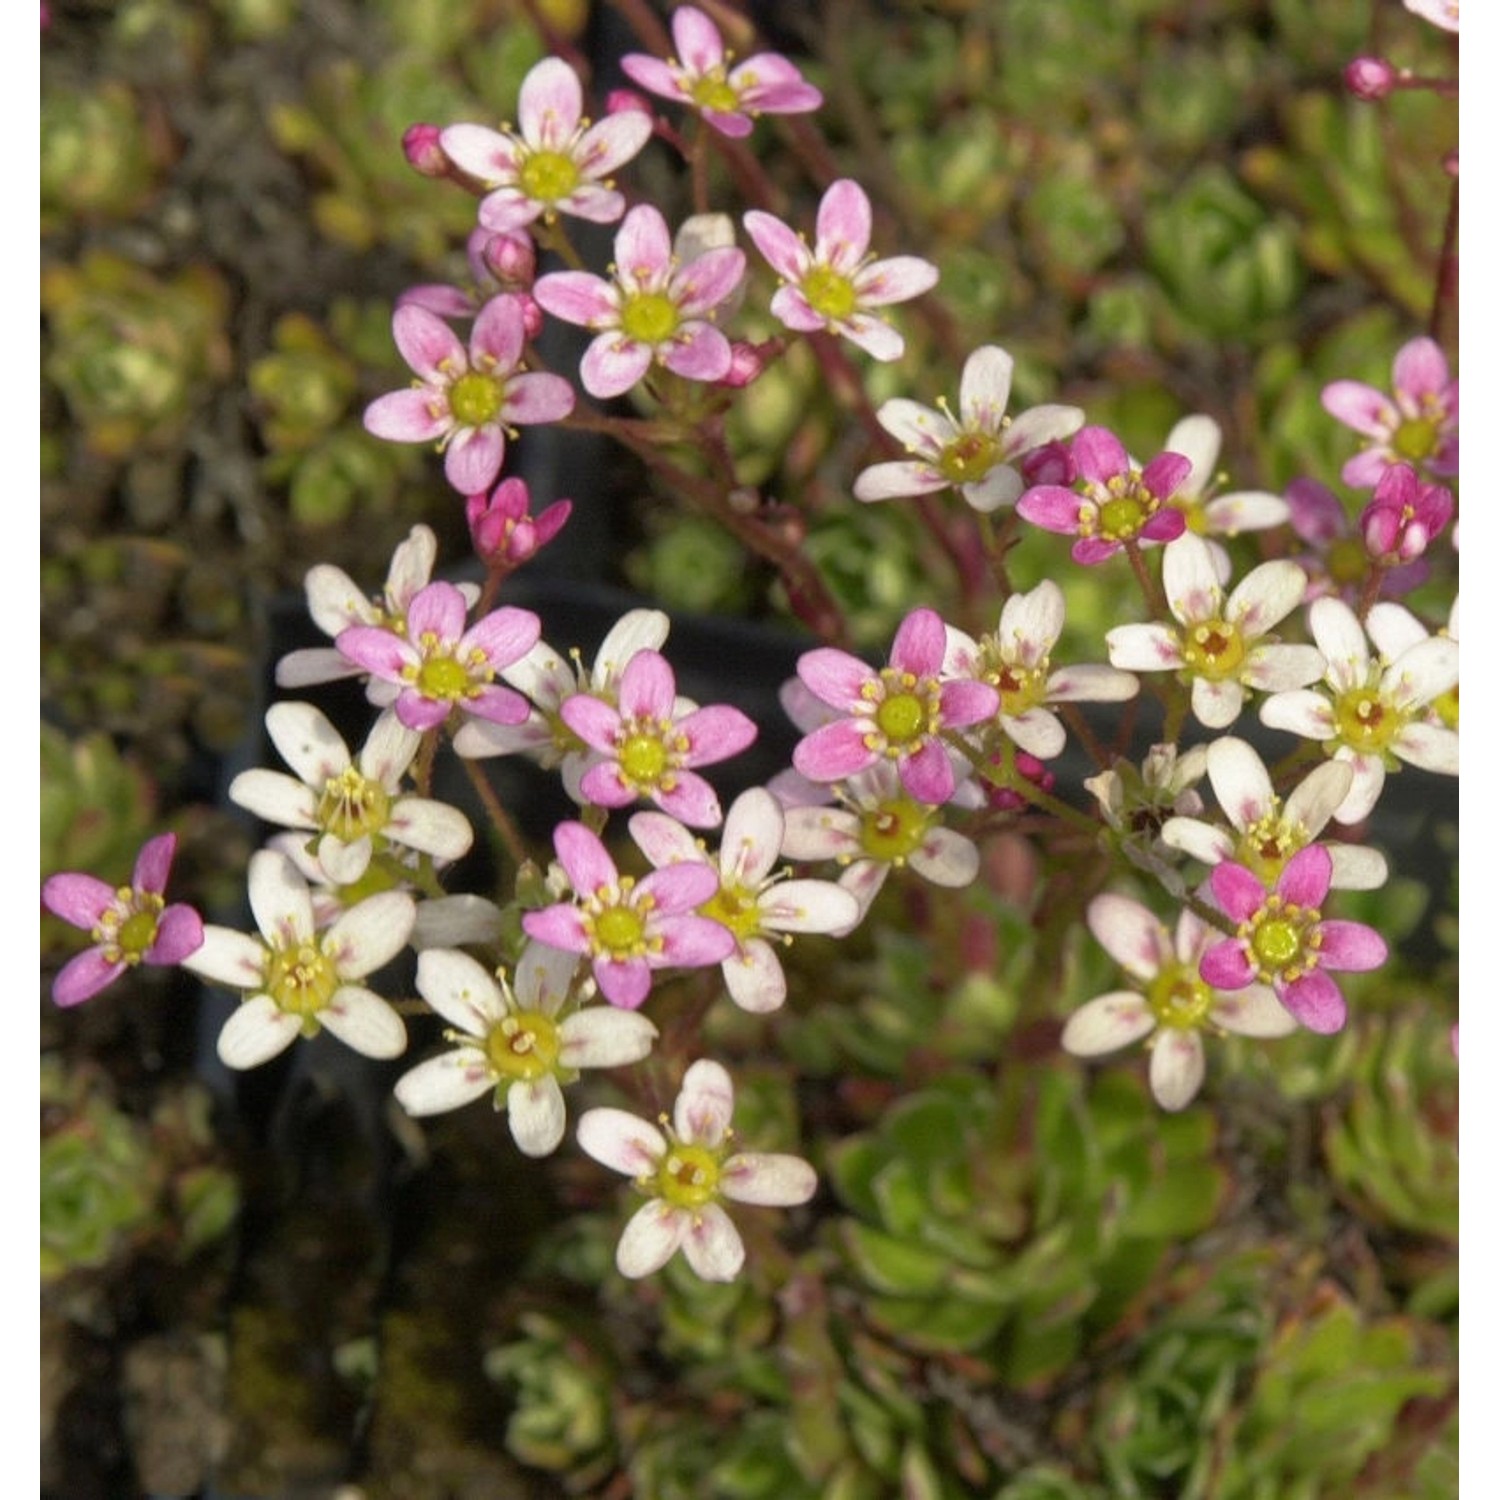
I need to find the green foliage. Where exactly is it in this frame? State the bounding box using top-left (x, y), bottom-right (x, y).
top-left (40, 80), bottom-right (164, 228)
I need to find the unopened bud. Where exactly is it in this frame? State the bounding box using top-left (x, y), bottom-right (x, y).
top-left (402, 123), bottom-right (451, 178)
top-left (480, 230), bottom-right (537, 290)
top-left (606, 88), bottom-right (653, 120)
top-left (721, 340), bottom-right (769, 387)
top-left (1344, 56), bottom-right (1397, 100)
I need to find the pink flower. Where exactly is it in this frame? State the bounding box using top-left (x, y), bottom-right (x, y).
top-left (1200, 845), bottom-right (1387, 1034)
top-left (532, 204), bottom-right (745, 398)
top-left (620, 5), bottom-right (823, 138)
top-left (465, 475), bottom-right (572, 573)
top-left (1016, 426), bottom-right (1190, 564)
top-left (42, 834), bottom-right (204, 1007)
top-left (1358, 461), bottom-right (1454, 566)
top-left (743, 180), bottom-right (938, 361)
top-left (336, 580), bottom-right (541, 732)
top-left (1321, 335), bottom-right (1458, 488)
top-left (576, 1059), bottom-right (816, 1281)
top-left (363, 295), bottom-right (574, 494)
top-left (792, 606), bottom-right (998, 805)
top-left (1284, 475), bottom-right (1428, 603)
top-left (561, 648), bottom-right (757, 827)
top-left (1403, 0), bottom-right (1458, 32)
top-left (439, 57), bottom-right (653, 233)
top-left (521, 822), bottom-right (735, 1009)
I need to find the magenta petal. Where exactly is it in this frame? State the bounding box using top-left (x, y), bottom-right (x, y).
top-left (1200, 937), bottom-right (1254, 990)
top-left (42, 872), bottom-right (115, 928)
top-left (444, 425), bottom-right (505, 495)
top-left (1072, 537), bottom-right (1122, 565)
top-left (1316, 919), bottom-right (1388, 972)
top-left (793, 719), bottom-right (876, 783)
top-left (132, 832), bottom-right (178, 893)
top-left (522, 905), bottom-right (591, 954)
top-left (1392, 337), bottom-right (1449, 400)
top-left (898, 739), bottom-right (954, 804)
top-left (336, 625), bottom-right (413, 679)
top-left (578, 762), bottom-right (638, 809)
top-left (1279, 969), bottom-right (1347, 1034)
top-left (594, 956), bottom-right (652, 1009)
top-left (1071, 426), bottom-right (1129, 484)
top-left (52, 948), bottom-right (126, 1007)
top-left (1208, 861), bottom-right (1269, 923)
top-left (1141, 508), bottom-right (1187, 543)
top-left (678, 704), bottom-right (758, 766)
top-left (363, 389), bottom-right (447, 444)
top-left (890, 607), bottom-right (944, 675)
top-left (149, 904), bottom-right (205, 964)
top-left (618, 650), bottom-right (677, 720)
top-left (553, 821), bottom-right (618, 895)
top-left (392, 304), bottom-right (464, 381)
top-left (1016, 485), bottom-right (1084, 534)
top-left (653, 771), bottom-right (723, 828)
top-left (797, 647), bottom-right (874, 709)
top-left (1141, 451), bottom-right (1192, 500)
top-left (1277, 845), bottom-right (1332, 908)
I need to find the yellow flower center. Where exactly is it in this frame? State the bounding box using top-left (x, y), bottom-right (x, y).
top-left (517, 148), bottom-right (580, 204)
top-left (1243, 896), bottom-right (1322, 983)
top-left (1145, 962), bottom-right (1213, 1031)
top-left (1232, 804), bottom-right (1308, 887)
top-left (937, 431), bottom-right (1000, 484)
top-left (591, 902), bottom-right (648, 957)
top-left (982, 648), bottom-right (1047, 717)
top-left (858, 798), bottom-right (931, 863)
top-left (1180, 618), bottom-right (1246, 680)
top-left (1432, 682), bottom-right (1458, 730)
top-left (414, 651), bottom-right (476, 702)
top-left (699, 880), bottom-right (761, 944)
top-left (316, 766), bottom-right (391, 843)
top-left (618, 290), bottom-right (681, 345)
top-left (657, 1141), bottom-right (722, 1210)
top-left (1392, 415), bottom-right (1438, 462)
top-left (617, 722), bottom-right (685, 790)
top-left (483, 1011), bottom-right (561, 1083)
top-left (689, 70), bottom-right (742, 114)
top-left (265, 941), bottom-right (338, 1024)
top-left (1333, 687), bottom-right (1405, 754)
top-left (800, 264), bottom-right (858, 322)
top-left (874, 690), bottom-right (927, 745)
top-left (448, 371), bottom-right (503, 429)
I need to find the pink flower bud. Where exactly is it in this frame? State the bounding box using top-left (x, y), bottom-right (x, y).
top-left (1345, 56), bottom-right (1397, 100)
top-left (480, 230), bottom-right (537, 289)
top-left (1359, 462), bottom-right (1454, 565)
top-left (402, 123), bottom-right (451, 178)
top-left (983, 752), bottom-right (1056, 812)
top-left (466, 478), bottom-right (572, 571)
top-left (1020, 439), bottom-right (1076, 488)
top-left (720, 340), bottom-right (771, 388)
top-left (606, 88), bottom-right (654, 119)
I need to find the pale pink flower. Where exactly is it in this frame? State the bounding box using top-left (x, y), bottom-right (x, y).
top-left (793, 606), bottom-right (998, 805)
top-left (1321, 335), bottom-right (1458, 488)
top-left (1200, 846), bottom-right (1387, 1035)
top-left (629, 788), bottom-right (860, 1013)
top-left (1404, 0), bottom-right (1458, 33)
top-left (363, 295), bottom-right (575, 495)
top-left (394, 944), bottom-right (656, 1157)
top-left (1158, 413), bottom-right (1291, 541)
top-left (336, 580), bottom-right (541, 733)
top-left (1062, 895), bottom-right (1297, 1111)
top-left (620, 5), bottom-right (823, 137)
top-left (228, 704), bottom-right (474, 885)
top-left (1162, 736), bottom-right (1388, 892)
top-left (944, 579), bottom-right (1137, 760)
top-left (1105, 535), bottom-right (1324, 730)
top-left (439, 57), bottom-right (653, 233)
top-left (42, 834), bottom-right (204, 1007)
top-left (532, 204), bottom-right (745, 398)
top-left (1258, 596), bottom-right (1458, 823)
top-left (1017, 425), bottom-right (1190, 564)
top-left (183, 850), bottom-right (413, 1068)
top-left (576, 1059), bottom-right (816, 1281)
top-left (521, 822), bottom-right (735, 1010)
top-left (560, 648), bottom-right (757, 828)
top-left (743, 179), bottom-right (938, 361)
top-left (854, 345), bottom-right (1085, 513)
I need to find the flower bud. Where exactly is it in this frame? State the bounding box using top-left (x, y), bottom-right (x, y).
top-left (402, 123), bottom-right (451, 178)
top-left (1345, 56), bottom-right (1397, 100)
top-left (1359, 462), bottom-right (1454, 564)
top-left (480, 229), bottom-right (537, 290)
top-left (465, 477), bottom-right (572, 571)
top-left (721, 340), bottom-right (769, 388)
top-left (605, 88), bottom-right (653, 120)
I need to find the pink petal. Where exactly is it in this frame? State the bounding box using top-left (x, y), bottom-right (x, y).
top-left (658, 914), bottom-right (738, 969)
top-left (793, 719), bottom-right (877, 783)
top-left (149, 904), bottom-right (205, 964)
top-left (1320, 380), bottom-right (1394, 438)
top-left (673, 5), bottom-right (726, 71)
top-left (1278, 969), bottom-right (1347, 1034)
top-left (470, 294), bottom-right (526, 370)
top-left (51, 948), bottom-right (126, 1007)
top-left (463, 605), bottom-right (542, 672)
top-left (1071, 426), bottom-right (1129, 484)
top-left (392, 304), bottom-right (465, 382)
top-left (1391, 336), bottom-right (1450, 401)
top-left (815, 180), bottom-right (873, 269)
top-left (743, 210), bottom-right (809, 281)
top-left (1316, 919), bottom-right (1388, 972)
top-left (521, 904), bottom-right (592, 955)
top-left (581, 334), bottom-right (655, 398)
top-left (131, 833), bottom-right (178, 894)
top-left (615, 1200), bottom-right (690, 1277)
top-left (1141, 451), bottom-right (1192, 501)
top-left (678, 703), bottom-right (758, 766)
top-left (672, 248), bottom-right (746, 318)
top-left (42, 872), bottom-right (114, 929)
top-left (1277, 844), bottom-right (1332, 908)
top-left (592, 955), bottom-right (653, 1008)
top-left (519, 57), bottom-right (583, 148)
top-left (660, 325), bottom-right (733, 383)
top-left (1016, 485), bottom-right (1085, 534)
top-left (651, 771), bottom-right (723, 828)
top-left (1200, 937), bottom-right (1254, 990)
top-left (852, 255), bottom-right (939, 307)
top-left (614, 203), bottom-right (672, 277)
top-left (363, 389), bottom-right (448, 444)
top-left (798, 647), bottom-right (875, 710)
top-left (532, 270), bottom-right (619, 327)
top-left (500, 370), bottom-right (575, 426)
top-left (1209, 860), bottom-right (1269, 923)
top-left (617, 649), bottom-right (677, 720)
top-left (639, 861), bottom-right (720, 915)
top-left (620, 54), bottom-right (687, 102)
top-left (438, 123), bottom-right (521, 184)
top-left (553, 821), bottom-right (618, 896)
top-left (573, 112), bottom-right (653, 178)
top-left (443, 424), bottom-right (505, 495)
top-left (890, 607), bottom-right (945, 676)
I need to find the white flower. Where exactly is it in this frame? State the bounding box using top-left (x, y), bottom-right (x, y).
top-left (229, 704), bottom-right (473, 884)
top-left (274, 524), bottom-right (479, 692)
top-left (1106, 535), bottom-right (1324, 730)
top-left (780, 759), bottom-right (980, 929)
top-left (628, 788), bottom-right (860, 1013)
top-left (183, 850), bottom-right (413, 1068)
top-left (1258, 596), bottom-right (1458, 823)
top-left (1062, 895), bottom-right (1297, 1110)
top-left (945, 579), bottom-right (1138, 759)
top-left (854, 345), bottom-right (1085, 513)
top-left (394, 944), bottom-right (656, 1157)
top-left (1163, 737), bottom-right (1388, 891)
top-left (1161, 414), bottom-right (1291, 540)
top-left (576, 1059), bottom-right (816, 1282)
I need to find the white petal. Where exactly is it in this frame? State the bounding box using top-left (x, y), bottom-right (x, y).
top-left (1330, 751), bottom-right (1385, 824)
top-left (1242, 644), bottom-right (1327, 693)
top-left (1061, 991), bottom-right (1154, 1056)
top-left (1160, 815), bottom-right (1234, 865)
top-left (1149, 1030), bottom-right (1206, 1111)
top-left (1164, 413), bottom-right (1220, 494)
top-left (1308, 597), bottom-right (1371, 691)
top-left (411, 895), bottom-right (503, 950)
top-left (1259, 689), bottom-right (1336, 741)
top-left (1365, 602), bottom-right (1430, 662)
top-left (1326, 843), bottom-right (1389, 890)
top-left (592, 609), bottom-right (671, 689)
top-left (559, 1006), bottom-right (658, 1067)
top-left (264, 701), bottom-right (350, 785)
top-left (248, 849), bottom-right (315, 946)
top-left (719, 788), bottom-right (783, 886)
top-left (576, 1106), bottom-right (667, 1176)
top-left (1045, 664), bottom-right (1139, 704)
top-left (1205, 737), bottom-right (1273, 830)
top-left (357, 708), bottom-right (423, 787)
top-left (998, 579), bottom-right (1064, 663)
top-left (1393, 722), bottom-right (1459, 775)
top-left (1282, 759), bottom-right (1353, 835)
top-left (1190, 677), bottom-right (1244, 729)
top-left (229, 769), bottom-right (319, 829)
top-left (394, 1050), bottom-right (495, 1115)
top-left (387, 796), bottom-right (474, 860)
top-left (1087, 893), bottom-right (1170, 977)
top-left (629, 809), bottom-right (707, 870)
top-left (1162, 535), bottom-right (1223, 625)
top-left (1381, 637), bottom-right (1458, 711)
top-left (675, 1060), bottom-right (735, 1147)
top-left (416, 948), bottom-right (505, 1034)
top-left (958, 344), bottom-right (1014, 429)
top-left (874, 397), bottom-right (951, 456)
top-left (908, 827), bottom-right (979, 887)
top-left (1212, 985), bottom-right (1299, 1037)
top-left (679, 1202), bottom-right (745, 1282)
top-left (321, 986), bottom-right (408, 1058)
top-left (780, 806), bottom-right (861, 861)
top-left (1001, 707), bottom-right (1066, 760)
top-left (183, 926), bottom-right (269, 989)
top-left (723, 940), bottom-right (787, 1013)
top-left (218, 995), bottom-right (301, 1069)
top-left (615, 1200), bottom-right (688, 1278)
top-left (514, 941), bottom-right (581, 1016)
top-left (508, 1077), bottom-right (567, 1157)
top-left (324, 892), bottom-right (416, 978)
top-left (1202, 489), bottom-right (1290, 534)
top-left (721, 1151), bottom-right (817, 1206)
top-left (1107, 623), bottom-right (1183, 672)
top-left (757, 878), bottom-right (861, 935)
top-left (304, 563), bottom-right (374, 635)
top-left (1226, 561), bottom-right (1307, 637)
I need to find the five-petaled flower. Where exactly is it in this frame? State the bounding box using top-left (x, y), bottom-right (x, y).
top-left (1199, 845), bottom-right (1387, 1034)
top-left (394, 943), bottom-right (657, 1156)
top-left (1105, 535), bottom-right (1324, 730)
top-left (1062, 894), bottom-right (1298, 1110)
top-left (576, 1058), bottom-right (817, 1281)
top-left (620, 4), bottom-right (823, 138)
top-left (1155, 413), bottom-right (1290, 544)
top-left (228, 703), bottom-right (474, 885)
top-left (630, 787), bottom-right (860, 1012)
top-left (533, 203), bottom-right (746, 398)
top-left (336, 580), bottom-right (542, 733)
top-left (522, 821), bottom-right (736, 1009)
top-left (438, 57), bottom-right (653, 233)
top-left (1017, 425), bottom-right (1190, 564)
top-left (853, 344), bottom-right (1085, 513)
top-left (560, 647), bottom-right (757, 827)
top-left (792, 606), bottom-right (999, 806)
top-left (743, 179), bottom-right (938, 361)
top-left (1258, 595), bottom-right (1458, 824)
top-left (363, 294), bottom-right (575, 495)
top-left (1321, 335), bottom-right (1458, 488)
top-left (42, 834), bottom-right (204, 1007)
top-left (183, 850), bottom-right (413, 1068)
